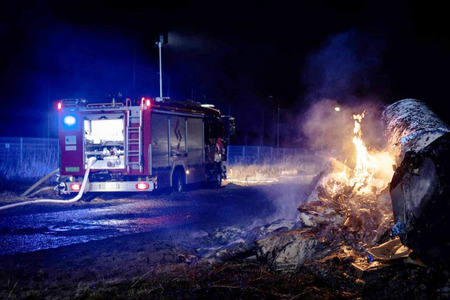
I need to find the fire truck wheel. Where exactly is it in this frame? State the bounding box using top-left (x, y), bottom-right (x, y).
top-left (172, 170), bottom-right (186, 193)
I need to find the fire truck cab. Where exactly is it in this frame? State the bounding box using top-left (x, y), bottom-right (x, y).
top-left (56, 97), bottom-right (234, 195)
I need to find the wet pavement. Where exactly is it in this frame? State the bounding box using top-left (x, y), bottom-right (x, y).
top-left (0, 181), bottom-right (308, 256)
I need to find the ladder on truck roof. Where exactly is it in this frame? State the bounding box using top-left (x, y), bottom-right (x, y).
top-left (126, 104), bottom-right (143, 173)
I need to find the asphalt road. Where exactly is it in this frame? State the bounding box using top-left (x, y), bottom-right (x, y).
top-left (0, 180), bottom-right (308, 256)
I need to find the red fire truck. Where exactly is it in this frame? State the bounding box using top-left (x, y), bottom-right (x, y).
top-left (56, 97), bottom-right (235, 195)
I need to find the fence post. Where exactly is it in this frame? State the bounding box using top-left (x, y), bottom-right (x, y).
top-left (270, 147), bottom-right (273, 163)
top-left (257, 146), bottom-right (260, 164)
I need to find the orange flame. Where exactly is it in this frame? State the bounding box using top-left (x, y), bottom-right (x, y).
top-left (325, 111), bottom-right (395, 197)
top-left (350, 111), bottom-right (377, 192)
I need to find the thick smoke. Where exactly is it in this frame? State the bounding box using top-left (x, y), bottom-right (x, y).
top-left (246, 30), bottom-right (391, 223)
top-left (300, 30), bottom-right (390, 163)
top-left (302, 99), bottom-right (387, 167)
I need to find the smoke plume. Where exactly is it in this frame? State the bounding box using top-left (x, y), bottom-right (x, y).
top-left (300, 30), bottom-right (390, 163)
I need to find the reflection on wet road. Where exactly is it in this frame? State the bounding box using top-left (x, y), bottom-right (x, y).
top-left (0, 181), bottom-right (307, 256)
top-left (0, 199), bottom-right (196, 255)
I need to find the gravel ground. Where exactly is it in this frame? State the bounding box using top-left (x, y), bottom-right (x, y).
top-left (1, 177), bottom-right (449, 299)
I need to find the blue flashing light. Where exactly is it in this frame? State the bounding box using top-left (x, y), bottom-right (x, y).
top-left (63, 115), bottom-right (77, 126)
top-left (62, 115), bottom-right (78, 131)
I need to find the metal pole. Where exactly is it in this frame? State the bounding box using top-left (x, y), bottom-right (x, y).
top-left (158, 36), bottom-right (163, 100)
top-left (257, 146), bottom-right (260, 163)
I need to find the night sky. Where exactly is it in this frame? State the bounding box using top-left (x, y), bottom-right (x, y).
top-left (1, 1), bottom-right (449, 146)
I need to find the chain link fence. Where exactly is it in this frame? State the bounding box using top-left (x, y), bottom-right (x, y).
top-left (0, 137), bottom-right (323, 181)
top-left (226, 145), bottom-right (318, 165)
top-left (225, 145), bottom-right (326, 184)
top-left (0, 137), bottom-right (59, 181)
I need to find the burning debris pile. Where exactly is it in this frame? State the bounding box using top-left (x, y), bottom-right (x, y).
top-left (255, 99), bottom-right (450, 272)
top-left (201, 99), bottom-right (449, 286)
top-left (254, 109), bottom-right (398, 272)
top-left (298, 111), bottom-right (396, 247)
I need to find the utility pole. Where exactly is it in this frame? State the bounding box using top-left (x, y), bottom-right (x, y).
top-left (157, 34), bottom-right (163, 101)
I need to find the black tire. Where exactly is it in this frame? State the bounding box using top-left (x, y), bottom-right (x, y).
top-left (172, 170), bottom-right (186, 193)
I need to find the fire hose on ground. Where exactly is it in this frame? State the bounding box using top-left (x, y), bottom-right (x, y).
top-left (0, 157), bottom-right (97, 211)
